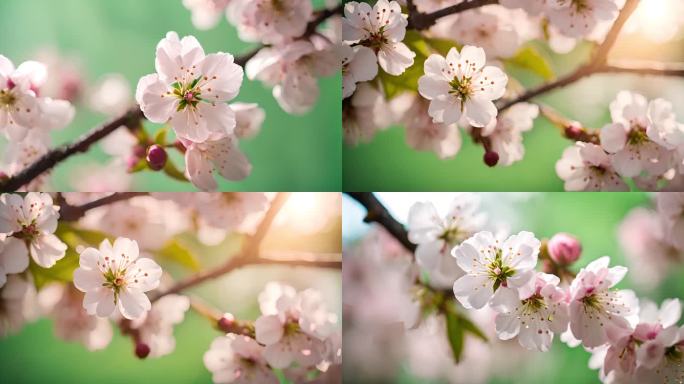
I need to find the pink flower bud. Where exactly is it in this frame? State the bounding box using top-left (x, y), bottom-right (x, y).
top-left (0, 171), bottom-right (8, 181)
top-left (146, 144), bottom-right (167, 171)
top-left (217, 313), bottom-right (235, 333)
top-left (135, 342), bottom-right (150, 359)
top-left (547, 232), bottom-right (582, 265)
top-left (564, 122), bottom-right (583, 140)
top-left (483, 151), bottom-right (499, 167)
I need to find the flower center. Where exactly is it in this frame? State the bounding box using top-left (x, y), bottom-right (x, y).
top-left (449, 76), bottom-right (473, 108)
top-left (13, 222), bottom-right (40, 242)
top-left (627, 124), bottom-right (648, 146)
top-left (0, 89), bottom-right (16, 106)
top-left (665, 345), bottom-right (683, 363)
top-left (362, 29), bottom-right (389, 50)
top-left (171, 77), bottom-right (204, 111)
top-left (103, 268), bottom-right (127, 302)
top-left (521, 293), bottom-right (546, 314)
top-left (438, 226), bottom-right (464, 244)
top-left (488, 248), bottom-right (515, 291)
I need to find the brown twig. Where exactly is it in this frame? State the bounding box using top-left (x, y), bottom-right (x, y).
top-left (345, 192), bottom-right (415, 253)
top-left (58, 192), bottom-right (148, 221)
top-left (407, 0), bottom-right (499, 30)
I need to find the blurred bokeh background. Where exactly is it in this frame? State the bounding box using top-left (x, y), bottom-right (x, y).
top-left (343, 192), bottom-right (684, 383)
top-left (0, 0), bottom-right (341, 191)
top-left (0, 192), bottom-right (342, 383)
top-left (343, 1), bottom-right (684, 191)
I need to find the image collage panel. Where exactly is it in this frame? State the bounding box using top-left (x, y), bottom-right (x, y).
top-left (1, 0), bottom-right (684, 383)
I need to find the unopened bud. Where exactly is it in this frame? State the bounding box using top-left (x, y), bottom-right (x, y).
top-left (146, 144), bottom-right (167, 171)
top-left (483, 151), bottom-right (499, 167)
top-left (135, 342), bottom-right (150, 359)
top-left (564, 122), bottom-right (583, 140)
top-left (547, 232), bottom-right (582, 265)
top-left (217, 313), bottom-right (235, 333)
top-left (0, 171), bottom-right (8, 182)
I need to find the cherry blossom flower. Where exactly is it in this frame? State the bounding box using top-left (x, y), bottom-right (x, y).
top-left (491, 272), bottom-right (570, 351)
top-left (634, 325), bottom-right (684, 383)
top-left (193, 192), bottom-right (269, 232)
top-left (407, 194), bottom-right (485, 289)
top-left (418, 46), bottom-right (507, 127)
top-left (451, 230), bottom-right (540, 309)
top-left (246, 38), bottom-right (337, 114)
top-left (230, 0), bottom-right (313, 44)
top-left (342, 82), bottom-right (392, 145)
top-left (0, 55), bottom-right (42, 140)
top-left (73, 237), bottom-right (162, 320)
top-left (342, 0), bottom-right (416, 76)
top-left (656, 191), bottom-right (684, 250)
top-left (0, 274), bottom-right (37, 337)
top-left (0, 234), bottom-right (29, 288)
top-left (129, 294), bottom-right (190, 357)
top-left (204, 333), bottom-right (278, 384)
top-left (449, 7), bottom-right (522, 59)
top-left (556, 142), bottom-right (629, 191)
top-left (546, 0), bottom-right (619, 38)
top-left (568, 256), bottom-right (639, 348)
top-left (183, 135), bottom-right (252, 191)
top-left (182, 0), bottom-right (230, 30)
top-left (399, 95), bottom-right (461, 159)
top-left (481, 102), bottom-right (539, 166)
top-left (341, 44), bottom-right (378, 99)
top-left (231, 102), bottom-right (265, 139)
top-left (600, 91), bottom-right (674, 178)
top-left (38, 283), bottom-right (113, 351)
top-left (0, 192), bottom-right (67, 268)
top-left (136, 31), bottom-right (243, 143)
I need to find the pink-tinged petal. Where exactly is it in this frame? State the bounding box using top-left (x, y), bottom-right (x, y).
top-left (578, 142), bottom-right (610, 166)
top-left (428, 96), bottom-right (462, 125)
top-left (464, 99), bottom-right (497, 128)
top-left (495, 313), bottom-right (520, 340)
top-left (0, 55), bottom-right (15, 75)
top-left (263, 342), bottom-right (294, 369)
top-left (490, 286), bottom-right (520, 313)
top-left (9, 92), bottom-right (39, 128)
top-left (118, 289), bottom-right (151, 320)
top-left (407, 202), bottom-right (441, 244)
top-left (456, 45), bottom-right (486, 78)
top-left (611, 149), bottom-right (643, 177)
top-left (95, 289), bottom-right (116, 317)
top-left (112, 237), bottom-right (139, 263)
top-left (206, 137), bottom-right (251, 182)
top-left (418, 75), bottom-right (449, 100)
top-left (659, 299), bottom-right (682, 328)
top-left (423, 53), bottom-right (449, 79)
top-left (78, 247), bottom-right (101, 270)
top-left (472, 66), bottom-right (507, 100)
top-left (127, 258), bottom-right (162, 292)
top-left (30, 233), bottom-right (67, 268)
top-left (197, 102), bottom-right (235, 138)
top-left (377, 42), bottom-right (415, 76)
top-left (255, 315), bottom-right (284, 345)
top-left (232, 103), bottom-right (264, 139)
top-left (73, 268), bottom-right (105, 292)
top-left (273, 71), bottom-right (319, 115)
top-left (0, 237), bottom-right (28, 274)
top-left (453, 274), bottom-right (492, 309)
top-left (185, 145), bottom-right (217, 191)
top-left (415, 241), bottom-right (444, 271)
top-left (136, 74), bottom-right (176, 124)
top-left (12, 60), bottom-right (47, 89)
top-left (155, 31), bottom-right (183, 82)
top-left (171, 107), bottom-right (211, 142)
top-left (179, 35), bottom-right (206, 69)
top-left (200, 53), bottom-right (243, 102)
top-left (600, 123), bottom-right (628, 153)
top-left (349, 46), bottom-right (378, 83)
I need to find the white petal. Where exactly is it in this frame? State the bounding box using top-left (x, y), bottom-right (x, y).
top-left (255, 315), bottom-right (284, 345)
top-left (30, 233), bottom-right (67, 268)
top-left (118, 289), bottom-right (151, 320)
top-left (199, 53), bottom-right (243, 102)
top-left (136, 74), bottom-right (176, 123)
top-left (0, 237), bottom-right (29, 274)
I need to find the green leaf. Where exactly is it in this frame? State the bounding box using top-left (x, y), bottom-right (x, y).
top-left (459, 314), bottom-right (489, 342)
top-left (154, 127), bottom-right (168, 145)
top-left (445, 308), bottom-right (465, 363)
top-left (69, 228), bottom-right (109, 246)
top-left (163, 160), bottom-right (188, 182)
top-left (273, 369), bottom-right (294, 384)
top-left (504, 45), bottom-right (556, 80)
top-left (156, 239), bottom-right (200, 271)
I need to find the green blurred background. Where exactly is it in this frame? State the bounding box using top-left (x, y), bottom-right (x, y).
top-left (0, 193), bottom-right (342, 383)
top-left (0, 0), bottom-right (341, 191)
top-left (343, 10), bottom-right (684, 191)
top-left (343, 192), bottom-right (684, 383)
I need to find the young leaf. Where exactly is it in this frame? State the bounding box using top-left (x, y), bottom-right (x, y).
top-left (445, 309), bottom-right (465, 363)
top-left (460, 314), bottom-right (489, 342)
top-left (425, 37), bottom-right (461, 56)
top-left (157, 239), bottom-right (200, 271)
top-left (154, 127), bottom-right (168, 145)
top-left (504, 46), bottom-right (556, 80)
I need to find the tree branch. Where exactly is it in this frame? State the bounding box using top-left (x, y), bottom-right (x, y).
top-left (408, 0), bottom-right (499, 30)
top-left (497, 0), bottom-right (642, 113)
top-left (0, 5), bottom-right (342, 193)
top-left (57, 192), bottom-right (148, 221)
top-left (597, 60), bottom-right (684, 77)
top-left (345, 192), bottom-right (415, 253)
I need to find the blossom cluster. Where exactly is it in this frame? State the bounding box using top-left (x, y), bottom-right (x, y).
top-left (344, 193), bottom-right (684, 383)
top-left (205, 282), bottom-right (341, 383)
top-left (557, 91), bottom-right (684, 191)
